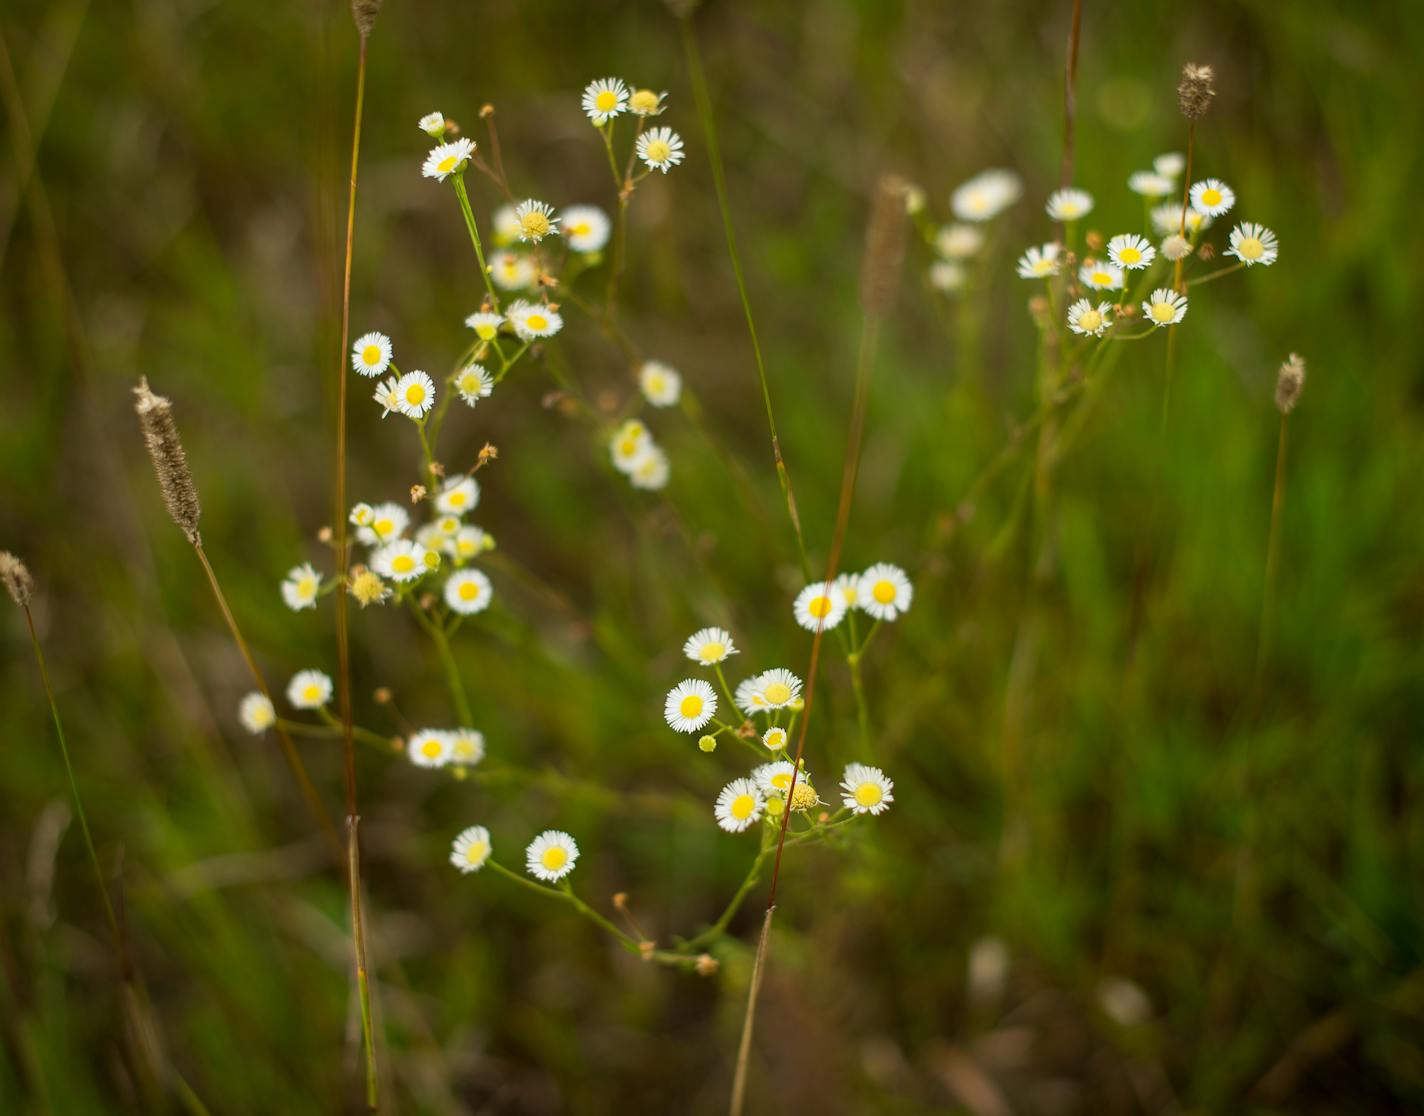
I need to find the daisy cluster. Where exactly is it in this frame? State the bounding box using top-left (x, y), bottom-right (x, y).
top-left (581, 77), bottom-right (685, 174)
top-left (446, 824), bottom-right (582, 885)
top-left (927, 168), bottom-right (1023, 292)
top-left (791, 562), bottom-right (913, 632)
top-left (406, 726), bottom-right (486, 772)
top-left (607, 417), bottom-right (670, 491)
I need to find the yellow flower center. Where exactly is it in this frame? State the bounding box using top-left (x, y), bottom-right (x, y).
top-left (405, 384), bottom-right (426, 405)
top-left (437, 156), bottom-right (457, 174)
top-left (362, 344), bottom-right (381, 365)
top-left (520, 213), bottom-right (550, 239)
top-left (526, 313), bottom-right (548, 331)
top-left (647, 374), bottom-right (666, 394)
top-left (645, 140), bottom-right (671, 163)
top-left (1119, 247), bottom-right (1141, 264)
top-left (1202, 187), bottom-right (1222, 206)
top-left (464, 841), bottom-right (487, 864)
top-left (1091, 271), bottom-right (1112, 286)
top-left (630, 90), bottom-right (660, 113)
top-left (765, 730), bottom-right (786, 749)
top-left (458, 581), bottom-right (480, 601)
top-left (854, 782), bottom-right (883, 807)
top-left (302, 684), bottom-right (321, 703)
top-left (570, 222), bottom-right (591, 238)
top-left (808, 595), bottom-right (832, 619)
top-left (374, 518), bottom-right (393, 537)
top-left (475, 323), bottom-right (497, 340)
top-left (679, 694), bottom-right (704, 718)
top-left (771, 772), bottom-right (793, 791)
top-left (730, 795), bottom-right (756, 821)
top-left (448, 491), bottom-right (467, 508)
top-left (297, 577), bottom-right (315, 597)
top-left (1079, 310), bottom-right (1102, 332)
top-left (763, 681), bottom-right (791, 705)
top-left (595, 90), bottom-right (618, 112)
top-left (1034, 259), bottom-right (1053, 275)
top-left (541, 846), bottom-right (568, 870)
top-left (391, 555), bottom-right (415, 574)
top-left (421, 739), bottom-right (442, 758)
top-left (698, 643), bottom-right (725, 662)
top-left (618, 438), bottom-right (638, 458)
top-left (1239, 237), bottom-right (1263, 260)
top-left (872, 580), bottom-right (896, 604)
top-left (1151, 301), bottom-right (1177, 323)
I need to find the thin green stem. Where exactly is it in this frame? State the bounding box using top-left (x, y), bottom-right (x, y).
top-left (452, 173), bottom-right (502, 313)
top-left (1186, 261), bottom-right (1245, 288)
top-left (1251, 414), bottom-right (1290, 716)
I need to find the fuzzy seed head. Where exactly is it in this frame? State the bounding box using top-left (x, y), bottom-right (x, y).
top-left (0, 551), bottom-right (35, 607)
top-left (1178, 63), bottom-right (1216, 120)
top-left (1275, 353), bottom-right (1306, 415)
top-left (1162, 234), bottom-right (1193, 261)
top-left (351, 0), bottom-right (382, 36)
top-left (860, 175), bottom-right (910, 315)
top-left (133, 377), bottom-right (202, 544)
top-left (695, 953), bottom-right (719, 976)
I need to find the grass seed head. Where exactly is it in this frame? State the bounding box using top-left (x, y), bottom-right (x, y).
top-left (1178, 63), bottom-right (1216, 120)
top-left (133, 377), bottom-right (202, 545)
top-left (1275, 353), bottom-right (1307, 414)
top-left (351, 0), bottom-right (382, 36)
top-left (860, 175), bottom-right (911, 315)
top-left (0, 551), bottom-right (35, 607)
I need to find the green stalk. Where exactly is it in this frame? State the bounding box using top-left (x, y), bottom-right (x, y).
top-left (452, 173), bottom-right (502, 313)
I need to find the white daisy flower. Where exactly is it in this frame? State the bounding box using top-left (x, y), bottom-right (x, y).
top-left (715, 778), bottom-right (765, 833)
top-left (636, 127), bottom-right (684, 173)
top-left (372, 375), bottom-right (401, 418)
top-left (1067, 298), bottom-right (1112, 337)
top-left (526, 830), bottom-right (579, 881)
top-left (683, 626), bottom-right (737, 664)
top-left (464, 311), bottom-right (503, 341)
top-left (1107, 234), bottom-right (1156, 270)
top-left (756, 668), bottom-right (801, 709)
top-left (833, 571), bottom-right (862, 609)
top-left (286, 669), bottom-right (332, 710)
top-left (929, 261), bottom-right (967, 293)
top-left (734, 675), bottom-right (765, 716)
top-left (349, 502), bottom-right (375, 528)
top-left (1189, 178), bottom-right (1235, 218)
top-left (629, 88), bottom-right (667, 116)
top-left (507, 299), bottom-right (563, 340)
top-left (372, 539), bottom-right (428, 583)
top-left (1227, 222), bottom-right (1279, 267)
top-left (638, 360), bottom-right (681, 407)
top-left (629, 445), bottom-right (670, 491)
top-left (395, 370), bottom-right (435, 418)
top-left (950, 168), bottom-right (1022, 222)
top-left (1142, 288), bottom-right (1188, 328)
top-left (840, 762), bottom-right (894, 816)
top-left (1150, 203), bottom-right (1210, 238)
top-left (1078, 260), bottom-right (1124, 291)
top-left (449, 729), bottom-right (485, 767)
top-left (582, 77), bottom-right (629, 125)
top-left (357, 502), bottom-right (408, 546)
top-left (858, 563), bottom-right (913, 621)
top-left (435, 476), bottom-right (479, 515)
top-left (490, 251), bottom-right (536, 291)
top-left (408, 729), bottom-right (453, 768)
top-left (514, 199), bottom-right (559, 243)
top-left (453, 525), bottom-right (489, 560)
top-left (753, 761), bottom-right (805, 797)
top-left (1154, 152), bottom-right (1185, 177)
top-left (762, 726), bottom-right (788, 752)
top-left (561, 205), bottom-right (611, 253)
top-left (418, 111), bottom-right (446, 138)
top-left (665, 678), bottom-right (717, 733)
top-left (422, 138), bottom-right (475, 182)
top-left (1015, 243), bottom-right (1061, 279)
top-left (1128, 171), bottom-right (1175, 198)
top-left (238, 692), bottom-right (275, 734)
top-left (445, 569), bottom-right (493, 614)
top-left (793, 580), bottom-right (848, 632)
top-left (609, 419), bottom-right (650, 474)
top-left (281, 562), bottom-right (320, 611)
top-left (491, 205), bottom-right (521, 247)
top-left (935, 223), bottom-right (984, 259)
top-left (1046, 187), bottom-right (1094, 221)
top-left (351, 331), bottom-right (392, 377)
top-left (454, 364), bottom-right (493, 407)
top-left (450, 825), bottom-right (491, 873)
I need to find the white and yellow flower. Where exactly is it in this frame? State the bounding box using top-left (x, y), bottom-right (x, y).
top-left (637, 127), bottom-right (684, 173)
top-left (464, 311), bottom-right (503, 341)
top-left (756, 668), bottom-right (802, 709)
top-left (507, 299), bottom-right (563, 340)
top-left (1078, 260), bottom-right (1124, 291)
top-left (435, 476), bottom-right (479, 515)
top-left (449, 728), bottom-right (485, 767)
top-left (793, 580), bottom-right (848, 632)
top-left (629, 88), bottom-right (667, 116)
top-left (1015, 243), bottom-right (1060, 279)
top-left (1046, 187), bottom-right (1093, 221)
top-left (714, 778), bottom-right (765, 833)
top-left (639, 360), bottom-right (681, 407)
top-left (351, 331), bottom-right (392, 377)
top-left (372, 539), bottom-right (428, 583)
top-left (1107, 234), bottom-right (1156, 270)
top-left (1067, 298), bottom-right (1112, 337)
top-left (418, 111), bottom-right (446, 138)
top-left (445, 569), bottom-right (493, 614)
top-left (582, 77), bottom-right (629, 125)
top-left (453, 525), bottom-right (489, 560)
top-left (408, 729), bottom-right (453, 768)
top-left (491, 205), bottom-right (521, 247)
top-left (526, 830), bottom-right (579, 881)
top-left (833, 571), bottom-right (862, 610)
top-left (1150, 203), bottom-right (1210, 238)
top-left (609, 419), bottom-right (650, 473)
top-left (929, 261), bottom-right (967, 293)
top-left (356, 502), bottom-right (407, 546)
top-left (951, 168), bottom-right (1022, 222)
top-left (754, 761), bottom-right (806, 797)
top-left (1227, 222), bottom-right (1278, 267)
top-left (735, 675), bottom-right (767, 716)
top-left (1142, 288), bottom-right (1188, 328)
top-left (1189, 178), bottom-right (1235, 218)
top-left (281, 562), bottom-right (321, 611)
top-left (286, 669), bottom-right (332, 710)
top-left (840, 762), bottom-right (894, 816)
top-left (858, 562), bottom-right (913, 621)
top-left (373, 375), bottom-right (401, 418)
top-left (395, 370), bottom-right (435, 418)
top-left (1154, 152), bottom-right (1185, 177)
top-left (490, 250), bottom-right (536, 290)
top-left (514, 199), bottom-right (559, 243)
top-left (665, 678), bottom-right (717, 733)
top-left (683, 626), bottom-right (737, 664)
top-left (450, 825), bottom-right (491, 873)
top-left (629, 445), bottom-right (670, 491)
top-left (936, 223), bottom-right (984, 259)
top-left (561, 205), bottom-right (611, 253)
top-left (1128, 171), bottom-right (1174, 198)
top-left (238, 692), bottom-right (275, 734)
top-left (422, 138), bottom-right (475, 182)
top-left (454, 364), bottom-right (493, 407)
top-left (762, 726), bottom-right (788, 752)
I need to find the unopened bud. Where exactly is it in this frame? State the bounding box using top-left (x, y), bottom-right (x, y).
top-left (1178, 63), bottom-right (1216, 120)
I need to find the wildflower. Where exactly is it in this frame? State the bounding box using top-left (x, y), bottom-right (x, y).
top-left (950, 168), bottom-right (1022, 222)
top-left (609, 419), bottom-right (650, 473)
top-left (683, 626), bottom-right (737, 664)
top-left (734, 676), bottom-right (765, 716)
top-left (418, 111), bottom-right (446, 138)
top-left (698, 735), bottom-right (717, 753)
top-left (435, 476), bottom-right (479, 515)
top-left (793, 580), bottom-right (848, 632)
top-left (1016, 243), bottom-right (1060, 279)
top-left (1189, 178), bottom-right (1235, 218)
top-left (1151, 203), bottom-right (1209, 238)
top-left (514, 199), bottom-right (559, 244)
top-left (639, 360), bottom-right (682, 407)
top-left (858, 563), bottom-right (913, 621)
top-left (1227, 222), bottom-right (1278, 267)
top-left (1107, 234), bottom-right (1156, 270)
top-left (714, 778), bottom-right (765, 833)
top-left (286, 669), bottom-right (333, 710)
top-left (449, 728), bottom-right (486, 767)
top-left (454, 364), bottom-right (493, 407)
top-left (238, 692), bottom-right (276, 734)
top-left (450, 825), bottom-right (491, 873)
top-left (373, 375), bottom-right (401, 418)
top-left (349, 502), bottom-right (374, 528)
top-left (754, 761), bottom-right (805, 796)
top-left (629, 445), bottom-right (670, 491)
top-left (1067, 299), bottom-right (1112, 337)
top-left (582, 77), bottom-right (629, 125)
top-left (464, 311), bottom-right (503, 341)
top-left (1127, 171), bottom-right (1174, 198)
top-left (490, 251), bottom-right (535, 290)
top-left (491, 205), bottom-right (521, 247)
top-left (350, 569), bottom-right (389, 607)
top-left (561, 205), bottom-right (611, 253)
top-left (637, 126), bottom-right (685, 173)
top-left (757, 668), bottom-right (802, 708)
top-left (936, 223), bottom-right (983, 259)
top-left (1078, 261), bottom-right (1124, 291)
top-left (372, 539), bottom-right (428, 583)
top-left (1154, 152), bottom-right (1185, 177)
top-left (929, 261), bottom-right (966, 293)
top-left (422, 138), bottom-right (475, 182)
top-left (395, 371), bottom-right (435, 418)
top-left (1046, 187), bottom-right (1093, 221)
top-left (281, 562), bottom-right (321, 611)
top-left (507, 299), bottom-right (563, 340)
top-left (408, 729), bottom-right (453, 768)
top-left (840, 762), bottom-right (894, 816)
top-left (453, 525), bottom-right (489, 560)
top-left (526, 830), bottom-right (579, 881)
top-left (1275, 353), bottom-right (1306, 414)
top-left (1142, 288), bottom-right (1188, 328)
top-left (665, 678), bottom-right (717, 733)
top-left (1161, 234), bottom-right (1193, 261)
top-left (789, 781), bottom-right (820, 812)
top-left (629, 88), bottom-right (667, 116)
top-left (445, 569), bottom-right (493, 614)
top-left (351, 331), bottom-right (393, 377)
top-left (357, 502), bottom-right (407, 546)
top-left (763, 727), bottom-right (788, 752)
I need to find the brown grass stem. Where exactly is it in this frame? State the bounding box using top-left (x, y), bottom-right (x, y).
top-left (1059, 0), bottom-right (1083, 188)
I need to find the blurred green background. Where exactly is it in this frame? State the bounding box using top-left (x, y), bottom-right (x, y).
top-left (3, 0), bottom-right (1422, 1112)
